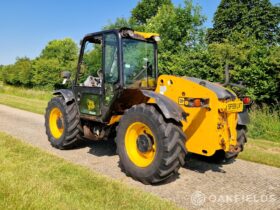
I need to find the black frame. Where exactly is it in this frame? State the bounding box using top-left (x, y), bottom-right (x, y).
top-left (75, 29), bottom-right (123, 88)
top-left (73, 29), bottom-right (158, 122)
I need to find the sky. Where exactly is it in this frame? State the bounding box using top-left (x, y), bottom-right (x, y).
top-left (0, 0), bottom-right (279, 65)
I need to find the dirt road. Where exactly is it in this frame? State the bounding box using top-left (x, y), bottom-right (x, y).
top-left (0, 104), bottom-right (279, 209)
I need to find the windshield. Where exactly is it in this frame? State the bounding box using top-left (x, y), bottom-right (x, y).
top-left (122, 38), bottom-right (156, 88)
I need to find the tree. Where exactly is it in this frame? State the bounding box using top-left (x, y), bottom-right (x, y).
top-left (144, 0), bottom-right (206, 77)
top-left (40, 38), bottom-right (78, 70)
top-left (0, 65), bottom-right (3, 81)
top-left (131, 0), bottom-right (172, 25)
top-left (207, 0), bottom-right (280, 44)
top-left (1, 57), bottom-right (32, 86)
top-left (104, 18), bottom-right (135, 30)
top-left (15, 57), bottom-right (33, 86)
top-left (145, 1), bottom-right (206, 52)
top-left (31, 38), bottom-right (79, 88)
top-left (104, 0), bottom-right (172, 30)
top-left (206, 39), bottom-right (280, 103)
top-left (31, 58), bottom-right (62, 89)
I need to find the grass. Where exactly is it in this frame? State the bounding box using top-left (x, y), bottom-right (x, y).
top-left (0, 94), bottom-right (48, 114)
top-left (0, 83), bottom-right (51, 114)
top-left (0, 132), bottom-right (180, 210)
top-left (238, 138), bottom-right (280, 168)
top-left (247, 105), bottom-right (280, 142)
top-left (0, 83), bottom-right (51, 101)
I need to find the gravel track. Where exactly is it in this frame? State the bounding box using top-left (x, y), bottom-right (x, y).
top-left (0, 104), bottom-right (279, 209)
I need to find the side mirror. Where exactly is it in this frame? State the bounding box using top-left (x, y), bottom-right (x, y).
top-left (61, 71), bottom-right (71, 79)
top-left (61, 71), bottom-right (71, 85)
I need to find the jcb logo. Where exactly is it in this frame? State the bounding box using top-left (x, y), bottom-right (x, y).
top-left (178, 97), bottom-right (189, 106)
top-left (178, 97), bottom-right (185, 105)
top-left (87, 99), bottom-right (95, 111)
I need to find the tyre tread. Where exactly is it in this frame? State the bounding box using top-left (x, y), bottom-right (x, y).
top-left (116, 103), bottom-right (187, 184)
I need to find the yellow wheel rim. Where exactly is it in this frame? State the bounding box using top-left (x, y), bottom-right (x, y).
top-left (49, 107), bottom-right (64, 139)
top-left (125, 122), bottom-right (156, 168)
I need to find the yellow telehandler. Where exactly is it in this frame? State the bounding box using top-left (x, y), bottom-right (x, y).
top-left (45, 28), bottom-right (251, 184)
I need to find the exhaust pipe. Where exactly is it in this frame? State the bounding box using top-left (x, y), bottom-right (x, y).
top-left (222, 61), bottom-right (230, 86)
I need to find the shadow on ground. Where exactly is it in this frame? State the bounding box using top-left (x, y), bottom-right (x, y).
top-left (76, 139), bottom-right (235, 184)
top-left (69, 138), bottom-right (117, 156)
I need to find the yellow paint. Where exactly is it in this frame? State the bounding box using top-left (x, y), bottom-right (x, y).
top-left (134, 31), bottom-right (159, 39)
top-left (108, 115), bottom-right (122, 125)
top-left (87, 99), bottom-right (95, 111)
top-left (141, 78), bottom-right (156, 87)
top-left (49, 107), bottom-right (64, 139)
top-left (149, 75), bottom-right (242, 156)
top-left (125, 122), bottom-right (156, 167)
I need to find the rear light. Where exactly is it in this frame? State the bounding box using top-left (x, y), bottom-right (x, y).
top-left (179, 97), bottom-right (209, 108)
top-left (243, 97), bottom-right (251, 105)
top-left (193, 99), bottom-right (201, 107)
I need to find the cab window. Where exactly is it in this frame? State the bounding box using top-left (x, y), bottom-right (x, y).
top-left (122, 38), bottom-right (156, 88)
top-left (78, 36), bottom-right (102, 87)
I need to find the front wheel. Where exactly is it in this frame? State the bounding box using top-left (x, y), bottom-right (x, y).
top-left (116, 104), bottom-right (187, 184)
top-left (45, 97), bottom-right (82, 149)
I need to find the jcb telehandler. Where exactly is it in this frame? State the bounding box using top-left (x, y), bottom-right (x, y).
top-left (45, 28), bottom-right (251, 184)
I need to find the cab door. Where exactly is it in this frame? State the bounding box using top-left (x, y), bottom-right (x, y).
top-left (74, 34), bottom-right (103, 117)
top-left (102, 33), bottom-right (120, 113)
top-left (74, 32), bottom-right (120, 121)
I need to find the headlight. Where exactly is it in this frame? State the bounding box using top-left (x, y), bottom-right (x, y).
top-left (153, 36), bottom-right (161, 42)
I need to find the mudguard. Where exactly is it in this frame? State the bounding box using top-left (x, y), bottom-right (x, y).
top-left (238, 108), bottom-right (250, 125)
top-left (53, 89), bottom-right (75, 104)
top-left (141, 90), bottom-right (186, 123)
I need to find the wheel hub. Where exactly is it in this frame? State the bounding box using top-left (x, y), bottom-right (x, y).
top-left (56, 118), bottom-right (63, 129)
top-left (125, 122), bottom-right (156, 167)
top-left (49, 107), bottom-right (64, 139)
top-left (137, 134), bottom-right (153, 153)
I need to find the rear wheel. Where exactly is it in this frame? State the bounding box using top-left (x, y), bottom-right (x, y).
top-left (45, 97), bottom-right (82, 149)
top-left (225, 126), bottom-right (247, 161)
top-left (116, 104), bottom-right (187, 184)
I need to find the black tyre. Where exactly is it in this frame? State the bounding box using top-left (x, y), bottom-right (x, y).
top-left (225, 125), bottom-right (247, 160)
top-left (45, 97), bottom-right (82, 149)
top-left (116, 104), bottom-right (187, 184)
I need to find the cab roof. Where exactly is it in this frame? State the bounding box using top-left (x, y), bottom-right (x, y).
top-left (134, 31), bottom-right (160, 39)
top-left (82, 28), bottom-right (160, 43)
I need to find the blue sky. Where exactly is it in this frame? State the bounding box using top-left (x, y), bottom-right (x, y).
top-left (0, 0), bottom-right (279, 65)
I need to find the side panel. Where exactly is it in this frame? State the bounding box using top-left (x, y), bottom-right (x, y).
top-left (154, 75), bottom-right (235, 156)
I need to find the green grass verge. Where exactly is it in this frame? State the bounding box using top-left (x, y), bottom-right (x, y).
top-left (238, 138), bottom-right (280, 168)
top-left (247, 106), bottom-right (280, 142)
top-left (0, 83), bottom-right (51, 101)
top-left (0, 132), bottom-right (179, 210)
top-left (0, 94), bottom-right (47, 114)
top-left (0, 83), bottom-right (51, 114)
